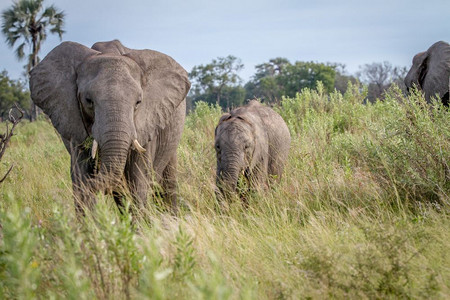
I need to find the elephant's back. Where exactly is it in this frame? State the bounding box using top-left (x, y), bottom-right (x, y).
top-left (253, 104), bottom-right (291, 174)
top-left (230, 100), bottom-right (291, 146)
top-left (256, 104), bottom-right (290, 142)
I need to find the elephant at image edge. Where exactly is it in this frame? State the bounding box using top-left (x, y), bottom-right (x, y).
top-left (29, 40), bottom-right (190, 214)
top-left (215, 100), bottom-right (291, 199)
top-left (405, 40), bottom-right (450, 106)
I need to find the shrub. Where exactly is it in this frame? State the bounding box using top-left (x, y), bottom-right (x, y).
top-left (0, 86), bottom-right (448, 298)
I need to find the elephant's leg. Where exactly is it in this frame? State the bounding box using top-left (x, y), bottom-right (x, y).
top-left (113, 191), bottom-right (126, 211)
top-left (442, 92), bottom-right (449, 107)
top-left (249, 161), bottom-right (269, 192)
top-left (161, 154), bottom-right (178, 214)
top-left (125, 150), bottom-right (152, 211)
top-left (68, 145), bottom-right (96, 215)
top-left (268, 154), bottom-right (287, 184)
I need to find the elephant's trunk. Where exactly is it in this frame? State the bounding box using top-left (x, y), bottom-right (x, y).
top-left (91, 104), bottom-right (145, 193)
top-left (97, 135), bottom-right (131, 190)
top-left (405, 71), bottom-right (419, 93)
top-left (216, 162), bottom-right (241, 199)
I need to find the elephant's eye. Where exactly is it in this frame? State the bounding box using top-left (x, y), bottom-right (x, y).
top-left (85, 97), bottom-right (93, 106)
top-left (215, 144), bottom-right (220, 152)
top-left (135, 100), bottom-right (142, 110)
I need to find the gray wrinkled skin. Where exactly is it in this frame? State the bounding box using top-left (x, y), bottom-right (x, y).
top-left (29, 40), bottom-right (190, 214)
top-left (405, 41), bottom-right (450, 106)
top-left (215, 100), bottom-right (291, 200)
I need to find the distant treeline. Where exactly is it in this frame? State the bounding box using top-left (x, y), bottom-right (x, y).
top-left (188, 57), bottom-right (407, 111)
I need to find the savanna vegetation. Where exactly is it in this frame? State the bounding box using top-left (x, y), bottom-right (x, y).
top-left (0, 70), bottom-right (29, 121)
top-left (188, 56), bottom-right (407, 112)
top-left (0, 83), bottom-right (449, 299)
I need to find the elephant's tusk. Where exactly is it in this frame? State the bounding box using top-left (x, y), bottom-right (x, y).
top-left (133, 139), bottom-right (146, 153)
top-left (92, 139), bottom-right (98, 159)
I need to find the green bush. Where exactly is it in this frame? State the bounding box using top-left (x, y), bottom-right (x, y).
top-left (0, 85), bottom-right (448, 298)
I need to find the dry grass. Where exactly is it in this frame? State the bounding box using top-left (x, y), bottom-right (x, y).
top-left (0, 83), bottom-right (449, 299)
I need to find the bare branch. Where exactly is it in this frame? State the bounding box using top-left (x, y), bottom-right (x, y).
top-left (0, 165), bottom-right (13, 183)
top-left (0, 104), bottom-right (24, 183)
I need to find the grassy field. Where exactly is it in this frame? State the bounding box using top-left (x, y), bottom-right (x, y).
top-left (0, 83), bottom-right (449, 299)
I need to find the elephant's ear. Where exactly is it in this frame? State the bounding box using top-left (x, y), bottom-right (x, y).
top-left (29, 42), bottom-right (99, 144)
top-left (215, 113), bottom-right (232, 136)
top-left (405, 51), bottom-right (428, 91)
top-left (414, 52), bottom-right (429, 87)
top-left (124, 49), bottom-right (190, 142)
top-left (91, 39), bottom-right (131, 55)
top-left (218, 113), bottom-right (232, 124)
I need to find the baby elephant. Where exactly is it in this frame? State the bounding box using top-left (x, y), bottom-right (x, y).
top-left (215, 100), bottom-right (291, 199)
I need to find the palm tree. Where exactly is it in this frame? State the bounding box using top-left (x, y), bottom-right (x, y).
top-left (1, 0), bottom-right (65, 120)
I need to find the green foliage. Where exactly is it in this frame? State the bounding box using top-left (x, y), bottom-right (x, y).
top-left (0, 198), bottom-right (40, 299)
top-left (245, 58), bottom-right (336, 103)
top-left (189, 55), bottom-right (244, 110)
top-left (332, 63), bottom-right (359, 94)
top-left (84, 200), bottom-right (141, 299)
top-left (0, 70), bottom-right (30, 119)
top-left (0, 86), bottom-right (449, 298)
top-left (281, 61), bottom-right (336, 96)
top-left (173, 227), bottom-right (196, 279)
top-left (244, 58), bottom-right (289, 103)
top-left (39, 205), bottom-right (93, 299)
top-left (218, 85), bottom-right (246, 109)
top-left (188, 252), bottom-right (232, 300)
top-left (185, 101), bottom-right (223, 129)
top-left (189, 86), bottom-right (246, 111)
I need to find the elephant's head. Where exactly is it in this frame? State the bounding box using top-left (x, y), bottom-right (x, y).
top-left (404, 51), bottom-right (427, 92)
top-left (29, 40), bottom-right (190, 191)
top-left (405, 41), bottom-right (450, 105)
top-left (214, 112), bottom-right (265, 198)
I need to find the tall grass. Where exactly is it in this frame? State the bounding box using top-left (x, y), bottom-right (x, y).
top-left (0, 84), bottom-right (449, 298)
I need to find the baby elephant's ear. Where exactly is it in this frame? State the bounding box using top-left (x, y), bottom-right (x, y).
top-left (215, 113), bottom-right (232, 136)
top-left (124, 49), bottom-right (190, 143)
top-left (218, 113), bottom-right (232, 124)
top-left (29, 42), bottom-right (99, 144)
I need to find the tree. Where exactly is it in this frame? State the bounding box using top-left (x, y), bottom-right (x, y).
top-left (329, 63), bottom-right (359, 94)
top-left (357, 61), bottom-right (407, 102)
top-left (1, 0), bottom-right (65, 120)
top-left (0, 70), bottom-right (30, 121)
top-left (245, 59), bottom-right (336, 103)
top-left (253, 57), bottom-right (290, 79)
top-left (245, 58), bottom-right (289, 103)
top-left (189, 55), bottom-right (244, 109)
top-left (280, 61), bottom-right (335, 97)
top-left (218, 86), bottom-right (246, 109)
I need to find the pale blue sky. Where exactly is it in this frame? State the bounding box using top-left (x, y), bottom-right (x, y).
top-left (0, 0), bottom-right (449, 81)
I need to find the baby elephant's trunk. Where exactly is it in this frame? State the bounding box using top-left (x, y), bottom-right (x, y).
top-left (216, 165), bottom-right (240, 200)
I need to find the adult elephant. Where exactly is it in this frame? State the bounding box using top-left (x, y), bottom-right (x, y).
top-left (404, 41), bottom-right (450, 106)
top-left (29, 40), bottom-right (190, 214)
top-left (215, 100), bottom-right (291, 200)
